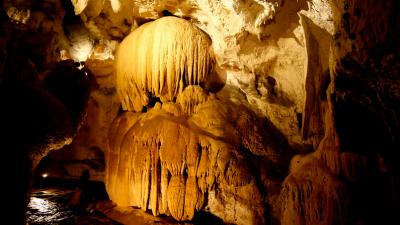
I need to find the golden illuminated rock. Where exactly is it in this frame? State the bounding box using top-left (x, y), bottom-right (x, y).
top-left (108, 17), bottom-right (285, 222)
top-left (105, 95), bottom-right (272, 224)
top-left (115, 16), bottom-right (214, 111)
top-left (70, 0), bottom-right (308, 146)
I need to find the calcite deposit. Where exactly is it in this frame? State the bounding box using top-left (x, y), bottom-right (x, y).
top-left (115, 16), bottom-right (214, 111)
top-left (106, 88), bottom-right (284, 224)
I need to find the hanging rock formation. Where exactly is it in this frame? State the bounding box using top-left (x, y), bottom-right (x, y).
top-left (115, 16), bottom-right (213, 111)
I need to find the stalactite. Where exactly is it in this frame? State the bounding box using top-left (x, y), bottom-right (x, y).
top-left (150, 141), bottom-right (159, 215)
top-left (196, 146), bottom-right (210, 193)
top-left (184, 176), bottom-right (202, 220)
top-left (115, 16), bottom-right (213, 111)
top-left (160, 162), bottom-right (169, 214)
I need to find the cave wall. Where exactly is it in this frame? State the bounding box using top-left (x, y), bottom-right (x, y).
top-left (281, 0), bottom-right (400, 225)
top-left (38, 46), bottom-right (120, 181)
top-left (0, 1), bottom-right (92, 223)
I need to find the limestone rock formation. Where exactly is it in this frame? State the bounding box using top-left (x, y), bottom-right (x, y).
top-left (299, 13), bottom-right (331, 148)
top-left (106, 88), bottom-right (286, 224)
top-left (106, 16), bottom-right (289, 225)
top-left (115, 16), bottom-right (213, 111)
top-left (71, 0), bottom-right (308, 146)
top-left (280, 1), bottom-right (400, 225)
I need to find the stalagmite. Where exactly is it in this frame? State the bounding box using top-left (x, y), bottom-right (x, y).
top-left (281, 152), bottom-right (349, 225)
top-left (167, 175), bottom-right (186, 220)
top-left (105, 99), bottom-right (277, 223)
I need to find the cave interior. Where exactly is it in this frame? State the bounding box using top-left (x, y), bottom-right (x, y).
top-left (0, 0), bottom-right (399, 225)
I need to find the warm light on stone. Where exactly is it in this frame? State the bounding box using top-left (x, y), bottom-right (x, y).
top-left (115, 16), bottom-right (214, 111)
top-left (6, 6), bottom-right (30, 24)
top-left (71, 0), bottom-right (88, 15)
top-left (69, 38), bottom-right (93, 62)
top-left (110, 0), bottom-right (121, 12)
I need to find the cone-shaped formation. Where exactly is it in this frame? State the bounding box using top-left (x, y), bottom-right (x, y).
top-left (115, 16), bottom-right (213, 111)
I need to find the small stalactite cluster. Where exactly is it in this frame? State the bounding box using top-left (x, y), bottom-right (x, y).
top-left (115, 16), bottom-right (213, 112)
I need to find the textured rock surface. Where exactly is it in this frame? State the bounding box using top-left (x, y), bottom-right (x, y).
top-left (37, 44), bottom-right (120, 182)
top-left (106, 90), bottom-right (286, 224)
top-left (115, 16), bottom-right (214, 111)
top-left (72, 0), bottom-right (309, 146)
top-left (70, 0), bottom-right (400, 224)
top-left (0, 2), bottom-right (91, 224)
top-left (299, 13), bottom-right (331, 148)
top-left (280, 1), bottom-right (400, 225)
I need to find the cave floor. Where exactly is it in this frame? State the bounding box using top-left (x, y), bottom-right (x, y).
top-left (27, 187), bottom-right (189, 225)
top-left (27, 187), bottom-right (121, 225)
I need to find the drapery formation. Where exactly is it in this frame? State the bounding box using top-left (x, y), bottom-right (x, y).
top-left (115, 16), bottom-right (213, 111)
top-left (105, 92), bottom-right (270, 223)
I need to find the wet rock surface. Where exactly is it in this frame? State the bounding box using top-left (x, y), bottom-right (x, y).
top-left (27, 183), bottom-right (224, 225)
top-left (27, 187), bottom-right (119, 225)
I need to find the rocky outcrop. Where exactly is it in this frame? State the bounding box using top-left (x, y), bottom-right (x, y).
top-left (37, 42), bottom-right (120, 182)
top-left (0, 58), bottom-right (91, 224)
top-left (299, 13), bottom-right (331, 148)
top-left (280, 1), bottom-right (400, 225)
top-left (0, 2), bottom-right (91, 224)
